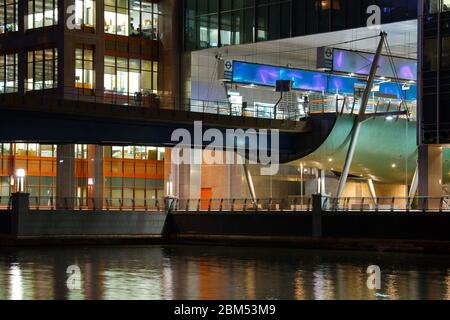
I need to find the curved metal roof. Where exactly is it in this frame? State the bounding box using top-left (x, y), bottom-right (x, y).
top-left (289, 114), bottom-right (417, 184)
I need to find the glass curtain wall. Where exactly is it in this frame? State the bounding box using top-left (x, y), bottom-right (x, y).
top-left (104, 146), bottom-right (165, 207)
top-left (0, 53), bottom-right (18, 93)
top-left (0, 0), bottom-right (18, 34)
top-left (75, 0), bottom-right (95, 28)
top-left (185, 0), bottom-right (417, 50)
top-left (26, 48), bottom-right (58, 91)
top-left (104, 0), bottom-right (160, 39)
top-left (26, 0), bottom-right (58, 30)
top-left (422, 0), bottom-right (450, 143)
top-left (104, 55), bottom-right (158, 95)
top-left (0, 144), bottom-right (57, 204)
top-left (75, 47), bottom-right (95, 89)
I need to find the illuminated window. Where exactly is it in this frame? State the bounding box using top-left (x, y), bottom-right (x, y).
top-left (0, 53), bottom-right (18, 93)
top-left (104, 145), bottom-right (165, 205)
top-left (75, 0), bottom-right (95, 28)
top-left (0, 0), bottom-right (18, 34)
top-left (26, 0), bottom-right (58, 30)
top-left (105, 0), bottom-right (160, 39)
top-left (104, 55), bottom-right (158, 95)
top-left (40, 144), bottom-right (56, 157)
top-left (75, 47), bottom-right (95, 89)
top-left (444, 0), bottom-right (450, 11)
top-left (104, 0), bottom-right (128, 35)
top-left (108, 146), bottom-right (164, 160)
top-left (26, 48), bottom-right (58, 91)
top-left (130, 1), bottom-right (160, 39)
top-left (0, 143), bottom-right (11, 155)
top-left (75, 144), bottom-right (88, 159)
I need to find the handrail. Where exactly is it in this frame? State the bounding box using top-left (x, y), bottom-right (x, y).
top-left (0, 86), bottom-right (417, 121)
top-left (3, 195), bottom-right (450, 213)
top-left (322, 195), bottom-right (450, 212)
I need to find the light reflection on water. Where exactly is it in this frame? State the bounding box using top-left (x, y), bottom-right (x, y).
top-left (0, 245), bottom-right (450, 300)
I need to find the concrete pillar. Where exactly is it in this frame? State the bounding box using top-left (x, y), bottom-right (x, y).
top-left (87, 145), bottom-right (103, 209)
top-left (11, 192), bottom-right (29, 236)
top-left (312, 194), bottom-right (322, 238)
top-left (418, 145), bottom-right (443, 209)
top-left (159, 0), bottom-right (181, 108)
top-left (56, 144), bottom-right (76, 209)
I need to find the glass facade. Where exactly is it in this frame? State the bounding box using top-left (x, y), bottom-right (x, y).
top-left (26, 0), bottom-right (58, 30)
top-left (104, 55), bottom-right (158, 95)
top-left (104, 146), bottom-right (165, 205)
top-left (422, 0), bottom-right (450, 143)
top-left (0, 52), bottom-right (18, 93)
top-left (0, 143), bottom-right (57, 205)
top-left (104, 0), bottom-right (160, 39)
top-left (26, 47), bottom-right (58, 91)
top-left (0, 143), bottom-right (166, 208)
top-left (185, 0), bottom-right (418, 50)
top-left (75, 0), bottom-right (96, 28)
top-left (75, 47), bottom-right (95, 89)
top-left (0, 0), bottom-right (18, 34)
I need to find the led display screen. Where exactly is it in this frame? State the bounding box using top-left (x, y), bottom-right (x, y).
top-left (333, 49), bottom-right (417, 81)
top-left (232, 61), bottom-right (416, 100)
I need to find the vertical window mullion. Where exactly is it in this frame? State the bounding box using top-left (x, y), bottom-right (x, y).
top-left (2, 55), bottom-right (5, 92)
top-left (32, 50), bottom-right (35, 90)
top-left (42, 49), bottom-right (46, 88)
top-left (52, 48), bottom-right (55, 88)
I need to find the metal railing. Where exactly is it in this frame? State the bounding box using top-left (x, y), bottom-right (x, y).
top-left (23, 197), bottom-right (165, 212)
top-left (0, 196), bottom-right (312, 212)
top-left (0, 196), bottom-right (12, 210)
top-left (323, 196), bottom-right (450, 212)
top-left (172, 197), bottom-right (312, 212)
top-left (0, 86), bottom-right (417, 122)
top-left (4, 194), bottom-right (450, 213)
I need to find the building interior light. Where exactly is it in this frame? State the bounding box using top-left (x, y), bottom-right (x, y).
top-left (16, 169), bottom-right (26, 193)
top-left (328, 158), bottom-right (333, 162)
top-left (16, 169), bottom-right (25, 178)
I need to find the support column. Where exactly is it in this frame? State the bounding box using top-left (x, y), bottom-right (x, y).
top-left (367, 179), bottom-right (377, 203)
top-left (312, 194), bottom-right (322, 238)
top-left (243, 163), bottom-right (257, 204)
top-left (11, 192), bottom-right (30, 236)
top-left (418, 145), bottom-right (443, 209)
top-left (336, 32), bottom-right (386, 198)
top-left (56, 144), bottom-right (75, 209)
top-left (87, 145), bottom-right (103, 209)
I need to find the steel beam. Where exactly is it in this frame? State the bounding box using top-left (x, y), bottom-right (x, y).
top-left (336, 32), bottom-right (387, 198)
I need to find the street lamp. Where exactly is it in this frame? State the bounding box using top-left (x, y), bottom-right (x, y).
top-left (16, 169), bottom-right (26, 193)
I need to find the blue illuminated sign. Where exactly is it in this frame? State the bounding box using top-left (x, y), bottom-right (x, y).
top-left (232, 61), bottom-right (416, 100)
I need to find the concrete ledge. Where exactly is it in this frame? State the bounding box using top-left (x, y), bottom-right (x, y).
top-left (167, 234), bottom-right (450, 254)
top-left (0, 235), bottom-right (166, 247)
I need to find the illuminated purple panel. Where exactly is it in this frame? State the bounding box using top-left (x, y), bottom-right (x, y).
top-left (332, 49), bottom-right (417, 81)
top-left (232, 61), bottom-right (355, 93)
top-left (232, 61), bottom-right (417, 100)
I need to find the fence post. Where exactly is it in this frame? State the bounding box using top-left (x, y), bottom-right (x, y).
top-left (312, 193), bottom-right (323, 238)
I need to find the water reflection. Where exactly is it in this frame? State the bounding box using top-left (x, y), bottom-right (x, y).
top-left (1, 245), bottom-right (450, 300)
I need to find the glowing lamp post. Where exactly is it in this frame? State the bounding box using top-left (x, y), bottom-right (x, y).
top-left (16, 169), bottom-right (26, 193)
